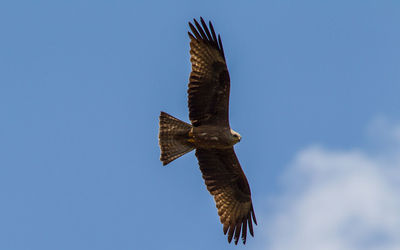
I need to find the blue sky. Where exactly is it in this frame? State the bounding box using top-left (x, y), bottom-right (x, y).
top-left (1, 1), bottom-right (399, 249)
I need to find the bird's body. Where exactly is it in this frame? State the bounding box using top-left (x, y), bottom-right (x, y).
top-left (191, 125), bottom-right (240, 149)
top-left (158, 17), bottom-right (256, 245)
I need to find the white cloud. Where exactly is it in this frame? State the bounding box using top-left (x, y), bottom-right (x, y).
top-left (260, 119), bottom-right (400, 250)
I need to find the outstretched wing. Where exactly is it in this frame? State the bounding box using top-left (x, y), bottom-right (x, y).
top-left (195, 148), bottom-right (257, 244)
top-left (188, 17), bottom-right (230, 127)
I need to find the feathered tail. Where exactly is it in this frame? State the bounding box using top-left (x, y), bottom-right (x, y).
top-left (158, 112), bottom-right (194, 165)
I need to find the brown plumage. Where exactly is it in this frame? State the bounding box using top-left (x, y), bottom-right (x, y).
top-left (158, 17), bottom-right (256, 245)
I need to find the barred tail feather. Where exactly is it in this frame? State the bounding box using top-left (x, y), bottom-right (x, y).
top-left (159, 112), bottom-right (194, 165)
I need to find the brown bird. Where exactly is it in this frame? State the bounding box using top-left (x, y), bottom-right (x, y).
top-left (158, 17), bottom-right (257, 245)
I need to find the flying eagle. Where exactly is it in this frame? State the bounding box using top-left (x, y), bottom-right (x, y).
top-left (158, 17), bottom-right (257, 245)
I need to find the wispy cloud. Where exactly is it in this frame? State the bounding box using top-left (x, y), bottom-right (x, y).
top-left (260, 118), bottom-right (400, 250)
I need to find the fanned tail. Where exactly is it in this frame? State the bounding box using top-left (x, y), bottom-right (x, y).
top-left (158, 112), bottom-right (194, 165)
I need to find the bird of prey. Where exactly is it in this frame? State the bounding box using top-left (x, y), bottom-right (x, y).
top-left (158, 17), bottom-right (257, 245)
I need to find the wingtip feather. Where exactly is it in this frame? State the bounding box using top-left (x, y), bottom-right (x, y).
top-left (227, 225), bottom-right (234, 243)
top-left (188, 17), bottom-right (225, 61)
top-left (251, 206), bottom-right (257, 225)
top-left (234, 222), bottom-right (241, 245)
top-left (242, 218), bottom-right (248, 244)
top-left (223, 224), bottom-right (229, 235)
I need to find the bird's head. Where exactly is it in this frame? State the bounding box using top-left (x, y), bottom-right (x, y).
top-left (230, 129), bottom-right (241, 144)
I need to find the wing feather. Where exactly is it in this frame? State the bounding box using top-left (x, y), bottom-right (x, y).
top-left (200, 18), bottom-right (213, 41)
top-left (234, 221), bottom-right (242, 244)
top-left (241, 217), bottom-right (248, 244)
top-left (188, 17), bottom-right (230, 127)
top-left (195, 148), bottom-right (256, 244)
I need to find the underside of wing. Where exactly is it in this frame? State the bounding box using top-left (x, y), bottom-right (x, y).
top-left (195, 148), bottom-right (257, 244)
top-left (188, 17), bottom-right (231, 127)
